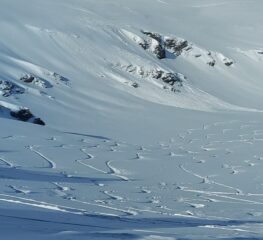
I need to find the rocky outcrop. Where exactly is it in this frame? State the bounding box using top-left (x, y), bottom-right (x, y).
top-left (19, 72), bottom-right (70, 89)
top-left (152, 43), bottom-right (166, 59)
top-left (118, 29), bottom-right (235, 98)
top-left (10, 108), bottom-right (45, 126)
top-left (223, 60), bottom-right (234, 66)
top-left (10, 109), bottom-right (33, 121)
top-left (20, 74), bottom-right (53, 88)
top-left (142, 31), bottom-right (162, 42)
top-left (140, 31), bottom-right (189, 59)
top-left (151, 70), bottom-right (183, 86)
top-left (52, 72), bottom-right (70, 85)
top-left (127, 29), bottom-right (234, 67)
top-left (207, 60), bottom-right (216, 67)
top-left (33, 117), bottom-right (46, 125)
top-left (115, 64), bottom-right (184, 92)
top-left (131, 82), bottom-right (139, 88)
top-left (141, 31), bottom-right (166, 59)
top-left (164, 38), bottom-right (188, 56)
top-left (0, 80), bottom-right (24, 97)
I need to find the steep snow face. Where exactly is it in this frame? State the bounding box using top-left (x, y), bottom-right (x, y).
top-left (0, 0), bottom-right (263, 142)
top-left (1, 1), bottom-right (263, 239)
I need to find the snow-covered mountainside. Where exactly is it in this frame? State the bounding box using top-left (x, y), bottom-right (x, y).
top-left (1, 0), bottom-right (263, 239)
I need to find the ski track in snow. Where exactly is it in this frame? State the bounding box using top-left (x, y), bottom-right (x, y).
top-left (27, 145), bottom-right (56, 169)
top-left (0, 120), bottom-right (263, 239)
top-left (0, 157), bottom-right (13, 168)
top-left (106, 160), bottom-right (129, 181)
top-left (0, 122), bottom-right (263, 231)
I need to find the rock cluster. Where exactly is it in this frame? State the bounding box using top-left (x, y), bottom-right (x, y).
top-left (140, 31), bottom-right (189, 59)
top-left (20, 74), bottom-right (53, 88)
top-left (164, 38), bottom-right (188, 56)
top-left (0, 71), bottom-right (69, 126)
top-left (151, 70), bottom-right (183, 86)
top-left (141, 31), bottom-right (166, 59)
top-left (117, 64), bottom-right (184, 92)
top-left (10, 108), bottom-right (45, 126)
top-left (0, 80), bottom-right (24, 97)
top-left (138, 30), bottom-right (234, 67)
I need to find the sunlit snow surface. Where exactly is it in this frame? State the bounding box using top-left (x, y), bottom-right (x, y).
top-left (2, 119), bottom-right (263, 239)
top-left (1, 0), bottom-right (263, 239)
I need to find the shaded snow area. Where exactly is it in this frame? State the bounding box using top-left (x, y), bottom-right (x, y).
top-left (1, 0), bottom-right (263, 239)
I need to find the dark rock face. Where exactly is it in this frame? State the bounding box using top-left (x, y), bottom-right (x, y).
top-left (33, 118), bottom-right (46, 126)
top-left (137, 30), bottom-right (234, 68)
top-left (141, 31), bottom-right (166, 59)
top-left (10, 108), bottom-right (45, 126)
top-left (0, 80), bottom-right (24, 97)
top-left (139, 41), bottom-right (149, 50)
top-left (117, 63), bottom-right (185, 92)
top-left (10, 109), bottom-right (33, 121)
top-left (224, 61), bottom-right (233, 66)
top-left (142, 31), bottom-right (162, 43)
top-left (164, 38), bottom-right (188, 55)
top-left (153, 44), bottom-right (166, 59)
top-left (20, 74), bottom-right (35, 83)
top-left (131, 82), bottom-right (139, 88)
top-left (140, 31), bottom-right (189, 59)
top-left (207, 60), bottom-right (216, 67)
top-left (152, 70), bottom-right (183, 86)
top-left (20, 74), bottom-right (53, 88)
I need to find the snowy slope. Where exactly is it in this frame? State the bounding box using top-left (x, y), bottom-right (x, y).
top-left (1, 0), bottom-right (263, 239)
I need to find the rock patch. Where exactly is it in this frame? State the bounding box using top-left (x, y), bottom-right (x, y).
top-left (10, 108), bottom-right (45, 126)
top-left (51, 72), bottom-right (70, 86)
top-left (0, 80), bottom-right (24, 97)
top-left (123, 29), bottom-right (234, 67)
top-left (152, 69), bottom-right (183, 87)
top-left (164, 37), bottom-right (188, 56)
top-left (141, 31), bottom-right (166, 59)
top-left (20, 74), bottom-right (53, 88)
top-left (115, 64), bottom-right (184, 92)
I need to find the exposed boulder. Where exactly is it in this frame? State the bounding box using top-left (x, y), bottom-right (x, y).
top-left (224, 61), bottom-right (233, 66)
top-left (10, 109), bottom-right (33, 121)
top-left (33, 118), bottom-right (46, 126)
top-left (131, 82), bottom-right (139, 88)
top-left (207, 60), bottom-right (216, 67)
top-left (10, 108), bottom-right (45, 126)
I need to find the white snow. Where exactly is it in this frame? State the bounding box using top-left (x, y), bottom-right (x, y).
top-left (1, 0), bottom-right (263, 239)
